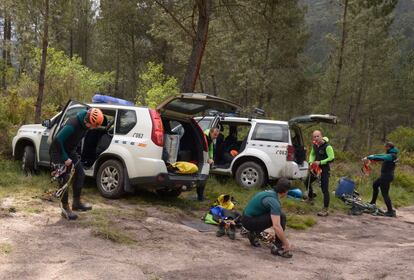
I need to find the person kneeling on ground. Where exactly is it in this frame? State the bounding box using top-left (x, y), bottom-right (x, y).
top-left (241, 178), bottom-right (293, 258)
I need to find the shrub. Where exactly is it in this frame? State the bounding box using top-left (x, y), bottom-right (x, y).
top-left (388, 126), bottom-right (414, 152)
top-left (136, 62), bottom-right (179, 108)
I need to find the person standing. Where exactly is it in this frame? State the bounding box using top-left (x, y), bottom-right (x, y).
top-left (50, 108), bottom-right (104, 220)
top-left (305, 130), bottom-right (335, 217)
top-left (364, 142), bottom-right (399, 217)
top-left (197, 127), bottom-right (220, 201)
top-left (241, 178), bottom-right (293, 258)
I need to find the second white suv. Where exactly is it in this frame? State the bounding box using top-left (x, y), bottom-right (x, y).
top-left (12, 93), bottom-right (240, 198)
top-left (193, 114), bottom-right (337, 188)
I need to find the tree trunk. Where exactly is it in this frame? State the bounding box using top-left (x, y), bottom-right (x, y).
top-left (130, 32), bottom-right (137, 99)
top-left (35, 0), bottom-right (49, 123)
top-left (330, 0), bottom-right (349, 115)
top-left (211, 74), bottom-right (217, 96)
top-left (342, 29), bottom-right (369, 152)
top-left (198, 72), bottom-right (204, 92)
top-left (115, 50), bottom-right (120, 95)
top-left (258, 1), bottom-right (274, 109)
top-left (2, 15), bottom-right (11, 90)
top-left (69, 27), bottom-right (73, 59)
top-left (181, 0), bottom-right (212, 92)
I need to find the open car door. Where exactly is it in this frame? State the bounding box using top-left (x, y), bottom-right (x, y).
top-left (47, 100), bottom-right (89, 144)
top-left (288, 114), bottom-right (338, 126)
top-left (157, 93), bottom-right (241, 120)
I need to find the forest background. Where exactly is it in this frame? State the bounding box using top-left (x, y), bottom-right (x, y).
top-left (1, 0), bottom-right (414, 157)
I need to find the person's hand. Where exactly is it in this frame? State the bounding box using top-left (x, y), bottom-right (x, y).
top-left (282, 240), bottom-right (291, 252)
top-left (64, 158), bottom-right (72, 166)
top-left (313, 161), bottom-right (320, 166)
top-left (207, 159), bottom-right (214, 165)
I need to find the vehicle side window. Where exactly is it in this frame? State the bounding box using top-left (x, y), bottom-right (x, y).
top-left (116, 109), bottom-right (137, 135)
top-left (252, 123), bottom-right (288, 142)
top-left (197, 119), bottom-right (212, 131)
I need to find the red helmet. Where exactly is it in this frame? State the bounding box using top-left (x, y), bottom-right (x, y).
top-left (87, 108), bottom-right (104, 128)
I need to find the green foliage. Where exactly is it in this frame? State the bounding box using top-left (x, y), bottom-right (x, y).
top-left (29, 48), bottom-right (114, 107)
top-left (388, 126), bottom-right (414, 152)
top-left (136, 62), bottom-right (179, 108)
top-left (393, 171), bottom-right (414, 192)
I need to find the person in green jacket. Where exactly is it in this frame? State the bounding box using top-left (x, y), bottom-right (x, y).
top-left (204, 127), bottom-right (220, 165)
top-left (196, 127), bottom-right (220, 201)
top-left (305, 130), bottom-right (335, 217)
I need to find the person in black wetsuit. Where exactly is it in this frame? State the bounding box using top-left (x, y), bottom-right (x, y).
top-left (50, 108), bottom-right (104, 220)
top-left (364, 141), bottom-right (399, 217)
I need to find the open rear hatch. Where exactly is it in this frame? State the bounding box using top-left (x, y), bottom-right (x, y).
top-left (288, 114), bottom-right (338, 126)
top-left (157, 93), bottom-right (241, 120)
top-left (288, 114), bottom-right (337, 169)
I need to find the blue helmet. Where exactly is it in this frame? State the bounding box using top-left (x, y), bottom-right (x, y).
top-left (287, 188), bottom-right (303, 199)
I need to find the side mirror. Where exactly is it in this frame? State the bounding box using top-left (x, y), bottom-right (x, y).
top-left (42, 119), bottom-right (51, 128)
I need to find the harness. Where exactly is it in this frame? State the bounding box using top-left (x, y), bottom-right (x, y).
top-left (50, 161), bottom-right (79, 198)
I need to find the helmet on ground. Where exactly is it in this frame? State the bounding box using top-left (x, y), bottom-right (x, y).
top-left (287, 188), bottom-right (303, 199)
top-left (87, 108), bottom-right (104, 128)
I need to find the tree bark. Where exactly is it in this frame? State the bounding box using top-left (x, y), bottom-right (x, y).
top-left (342, 26), bottom-right (369, 152)
top-left (181, 0), bottom-right (212, 92)
top-left (330, 0), bottom-right (348, 115)
top-left (35, 0), bottom-right (49, 123)
top-left (211, 74), bottom-right (217, 96)
top-left (69, 27), bottom-right (73, 59)
top-left (129, 31), bottom-right (137, 99)
top-left (2, 15), bottom-right (11, 90)
top-left (258, 1), bottom-right (274, 109)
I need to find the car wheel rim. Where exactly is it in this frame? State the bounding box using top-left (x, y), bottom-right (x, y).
top-left (101, 166), bottom-right (119, 192)
top-left (240, 167), bottom-right (259, 187)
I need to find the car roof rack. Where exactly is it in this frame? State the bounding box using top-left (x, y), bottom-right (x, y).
top-left (92, 93), bottom-right (134, 106)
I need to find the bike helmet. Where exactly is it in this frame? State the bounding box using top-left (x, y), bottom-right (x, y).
top-left (87, 108), bottom-right (104, 128)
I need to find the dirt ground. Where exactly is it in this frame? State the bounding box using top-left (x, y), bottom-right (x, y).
top-left (1, 197), bottom-right (414, 280)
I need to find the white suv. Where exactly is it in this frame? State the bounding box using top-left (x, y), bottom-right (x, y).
top-left (192, 114), bottom-right (337, 188)
top-left (12, 94), bottom-right (240, 198)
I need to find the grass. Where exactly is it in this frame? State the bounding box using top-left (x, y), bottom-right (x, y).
top-left (287, 214), bottom-right (317, 230)
top-left (2, 155), bottom-right (414, 234)
top-left (80, 208), bottom-right (138, 245)
top-left (0, 243), bottom-right (12, 255)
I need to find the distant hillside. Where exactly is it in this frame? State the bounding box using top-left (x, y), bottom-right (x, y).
top-left (300, 0), bottom-right (414, 65)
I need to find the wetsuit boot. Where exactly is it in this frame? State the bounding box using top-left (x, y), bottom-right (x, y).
top-left (61, 203), bottom-right (78, 220)
top-left (227, 223), bottom-right (236, 240)
top-left (216, 221), bottom-right (226, 237)
top-left (72, 197), bottom-right (92, 211)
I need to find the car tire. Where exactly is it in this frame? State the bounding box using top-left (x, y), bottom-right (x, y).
top-left (156, 188), bottom-right (182, 198)
top-left (96, 159), bottom-right (125, 198)
top-left (235, 161), bottom-right (266, 188)
top-left (22, 145), bottom-right (36, 176)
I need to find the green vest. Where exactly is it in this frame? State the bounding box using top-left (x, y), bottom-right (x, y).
top-left (204, 129), bottom-right (214, 159)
